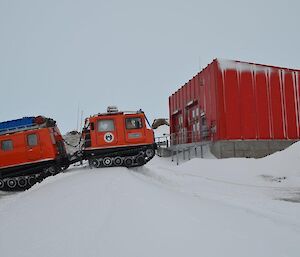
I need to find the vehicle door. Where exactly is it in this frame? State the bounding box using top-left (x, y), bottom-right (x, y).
top-left (172, 113), bottom-right (182, 144)
top-left (0, 138), bottom-right (15, 167)
top-left (25, 132), bottom-right (42, 161)
top-left (185, 107), bottom-right (192, 143)
top-left (96, 118), bottom-right (118, 147)
top-left (124, 116), bottom-right (146, 144)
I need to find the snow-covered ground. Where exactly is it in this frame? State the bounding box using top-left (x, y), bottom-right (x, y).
top-left (1, 143), bottom-right (300, 257)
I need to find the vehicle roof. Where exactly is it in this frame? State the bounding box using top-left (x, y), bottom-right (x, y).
top-left (89, 110), bottom-right (144, 119)
top-left (0, 116), bottom-right (56, 136)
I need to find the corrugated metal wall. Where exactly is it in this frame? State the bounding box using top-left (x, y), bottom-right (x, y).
top-left (169, 59), bottom-right (300, 144)
top-left (217, 60), bottom-right (300, 140)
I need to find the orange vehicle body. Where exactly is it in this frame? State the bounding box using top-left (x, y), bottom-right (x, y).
top-left (0, 117), bottom-right (68, 189)
top-left (85, 113), bottom-right (154, 150)
top-left (82, 109), bottom-right (156, 167)
top-left (0, 127), bottom-right (64, 170)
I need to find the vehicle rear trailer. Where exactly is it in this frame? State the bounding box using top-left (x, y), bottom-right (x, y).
top-left (0, 116), bottom-right (70, 191)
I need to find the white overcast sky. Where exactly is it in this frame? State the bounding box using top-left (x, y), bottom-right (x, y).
top-left (1, 0), bottom-right (300, 133)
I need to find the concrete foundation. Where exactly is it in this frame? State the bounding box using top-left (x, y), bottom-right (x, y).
top-left (210, 140), bottom-right (298, 158)
top-left (156, 147), bottom-right (173, 157)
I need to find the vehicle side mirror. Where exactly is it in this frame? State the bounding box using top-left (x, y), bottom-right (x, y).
top-left (90, 122), bottom-right (95, 131)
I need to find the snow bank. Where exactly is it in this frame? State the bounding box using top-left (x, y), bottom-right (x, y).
top-left (178, 141), bottom-right (300, 186)
top-left (153, 124), bottom-right (169, 138)
top-left (63, 131), bottom-right (82, 155)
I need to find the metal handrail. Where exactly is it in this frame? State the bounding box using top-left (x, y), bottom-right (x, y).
top-left (155, 129), bottom-right (211, 147)
top-left (171, 130), bottom-right (209, 145)
top-left (155, 130), bottom-right (212, 165)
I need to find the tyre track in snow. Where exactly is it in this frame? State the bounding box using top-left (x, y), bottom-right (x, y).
top-left (129, 164), bottom-right (300, 230)
top-left (154, 165), bottom-right (300, 203)
top-left (157, 165), bottom-right (300, 189)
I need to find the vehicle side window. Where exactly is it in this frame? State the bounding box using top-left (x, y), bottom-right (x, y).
top-left (98, 119), bottom-right (115, 132)
top-left (1, 140), bottom-right (13, 151)
top-left (27, 134), bottom-right (38, 147)
top-left (126, 117), bottom-right (143, 130)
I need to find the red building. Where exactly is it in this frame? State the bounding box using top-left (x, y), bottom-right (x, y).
top-left (169, 59), bottom-right (300, 158)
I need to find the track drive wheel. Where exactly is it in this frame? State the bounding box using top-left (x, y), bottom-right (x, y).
top-left (146, 148), bottom-right (155, 158)
top-left (124, 157), bottom-right (133, 167)
top-left (103, 157), bottom-right (113, 167)
top-left (114, 157), bottom-right (123, 166)
top-left (7, 178), bottom-right (17, 189)
top-left (136, 155), bottom-right (145, 166)
top-left (17, 177), bottom-right (27, 188)
top-left (27, 176), bottom-right (37, 186)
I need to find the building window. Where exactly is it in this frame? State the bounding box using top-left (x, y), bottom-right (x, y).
top-left (126, 117), bottom-right (142, 130)
top-left (1, 140), bottom-right (13, 151)
top-left (27, 134), bottom-right (38, 147)
top-left (98, 119), bottom-right (115, 132)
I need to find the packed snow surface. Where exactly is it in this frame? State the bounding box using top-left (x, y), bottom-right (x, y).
top-left (1, 143), bottom-right (300, 257)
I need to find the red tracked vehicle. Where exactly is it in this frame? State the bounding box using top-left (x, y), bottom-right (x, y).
top-left (0, 116), bottom-right (69, 190)
top-left (0, 108), bottom-right (156, 191)
top-left (81, 107), bottom-right (156, 168)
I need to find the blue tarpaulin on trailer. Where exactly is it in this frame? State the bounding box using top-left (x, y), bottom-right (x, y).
top-left (0, 117), bottom-right (35, 133)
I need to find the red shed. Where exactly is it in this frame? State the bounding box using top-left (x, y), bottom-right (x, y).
top-left (169, 59), bottom-right (300, 158)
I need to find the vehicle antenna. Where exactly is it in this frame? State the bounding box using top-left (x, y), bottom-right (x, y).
top-left (76, 102), bottom-right (80, 131)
